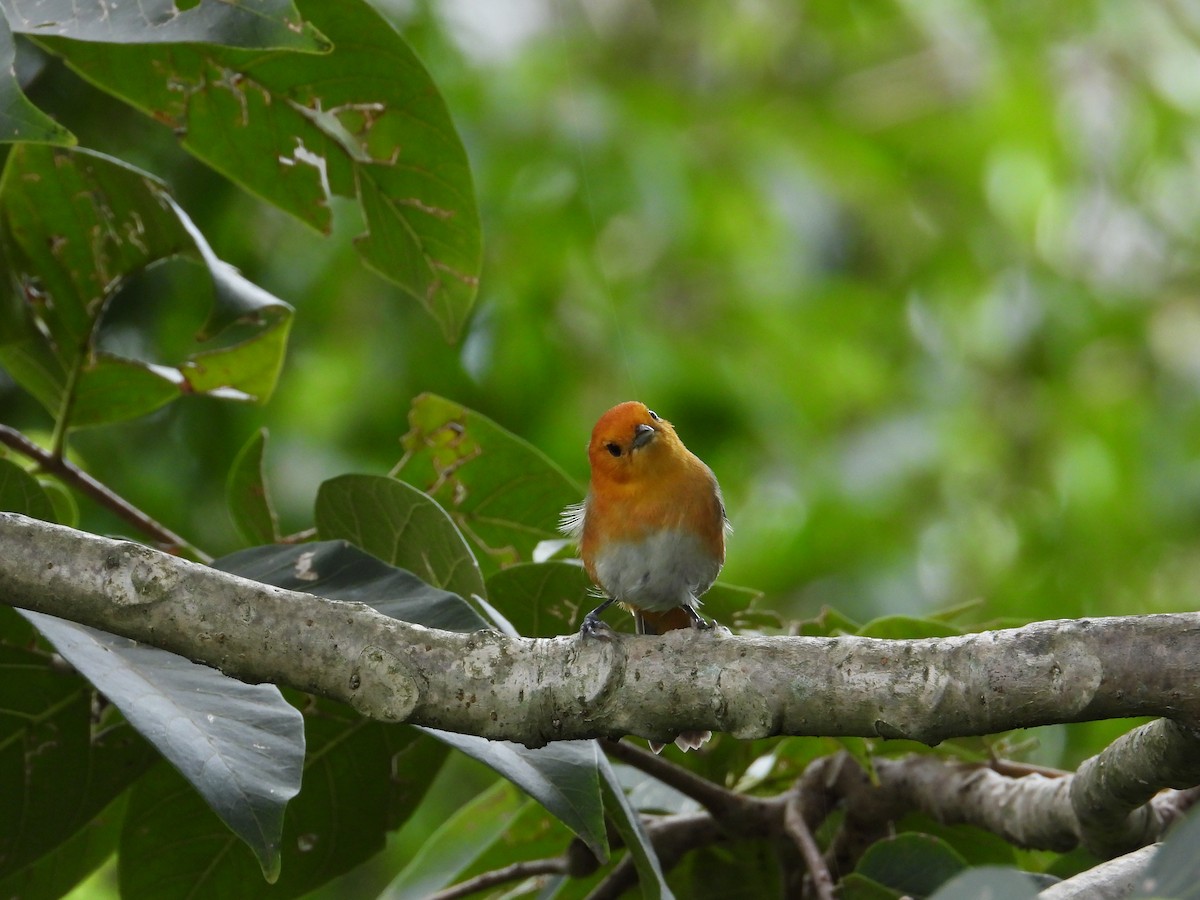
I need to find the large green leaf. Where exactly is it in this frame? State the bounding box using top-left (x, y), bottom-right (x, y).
top-left (44, 0), bottom-right (480, 340)
top-left (120, 705), bottom-right (448, 900)
top-left (315, 473), bottom-right (486, 603)
top-left (1, 0), bottom-right (329, 50)
top-left (0, 794), bottom-right (127, 900)
top-left (394, 394), bottom-right (584, 568)
top-left (19, 610), bottom-right (305, 880)
top-left (0, 145), bottom-right (293, 430)
top-left (0, 641), bottom-right (156, 882)
top-left (0, 13), bottom-right (74, 145)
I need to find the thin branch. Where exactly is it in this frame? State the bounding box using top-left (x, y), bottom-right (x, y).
top-left (587, 813), bottom-right (722, 900)
top-left (0, 427), bottom-right (210, 562)
top-left (604, 739), bottom-right (756, 824)
top-left (430, 857), bottom-right (567, 900)
top-left (784, 790), bottom-right (835, 900)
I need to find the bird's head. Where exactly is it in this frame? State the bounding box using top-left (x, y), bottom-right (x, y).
top-left (586, 400), bottom-right (686, 483)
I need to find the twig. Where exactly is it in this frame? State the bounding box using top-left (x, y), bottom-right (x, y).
top-left (430, 857), bottom-right (567, 900)
top-left (604, 739), bottom-right (752, 821)
top-left (0, 426), bottom-right (210, 562)
top-left (785, 789), bottom-right (836, 900)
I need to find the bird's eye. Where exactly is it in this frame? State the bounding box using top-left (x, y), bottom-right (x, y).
top-left (606, 442), bottom-right (622, 457)
top-left (647, 409), bottom-right (660, 421)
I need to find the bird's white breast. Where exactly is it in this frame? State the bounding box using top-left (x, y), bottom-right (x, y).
top-left (590, 528), bottom-right (721, 612)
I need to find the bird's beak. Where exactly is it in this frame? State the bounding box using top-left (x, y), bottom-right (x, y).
top-left (632, 423), bottom-right (656, 450)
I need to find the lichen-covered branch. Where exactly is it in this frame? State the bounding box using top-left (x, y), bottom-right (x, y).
top-left (2, 512), bottom-right (1200, 749)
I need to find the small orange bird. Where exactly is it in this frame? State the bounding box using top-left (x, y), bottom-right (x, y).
top-left (561, 401), bottom-right (730, 752)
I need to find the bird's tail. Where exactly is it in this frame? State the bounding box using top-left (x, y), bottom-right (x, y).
top-left (636, 607), bottom-right (713, 754)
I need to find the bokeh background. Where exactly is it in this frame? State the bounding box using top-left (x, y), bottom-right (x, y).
top-left (6, 0), bottom-right (1200, 639)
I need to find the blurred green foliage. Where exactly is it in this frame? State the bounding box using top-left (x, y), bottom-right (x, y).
top-left (10, 0), bottom-right (1195, 635)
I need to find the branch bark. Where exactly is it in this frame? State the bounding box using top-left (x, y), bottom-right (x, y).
top-left (2, 513), bottom-right (1200, 748)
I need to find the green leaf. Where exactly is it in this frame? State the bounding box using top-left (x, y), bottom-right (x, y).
top-left (0, 145), bottom-right (293, 429)
top-left (927, 867), bottom-right (1042, 900)
top-left (45, 0), bottom-right (480, 340)
top-left (19, 611), bottom-right (304, 880)
top-left (0, 456), bottom-right (55, 521)
top-left (598, 754), bottom-right (673, 899)
top-left (0, 642), bottom-right (156, 881)
top-left (227, 428), bottom-right (280, 545)
top-left (423, 733), bottom-right (610, 864)
top-left (34, 475), bottom-right (77, 527)
top-left (485, 560), bottom-right (592, 638)
top-left (0, 14), bottom-right (74, 145)
top-left (120, 714), bottom-right (448, 900)
top-left (395, 394), bottom-right (584, 568)
top-left (3, 0), bottom-right (330, 51)
top-left (315, 473), bottom-right (486, 602)
top-left (855, 833), bottom-right (968, 897)
top-left (0, 794), bottom-right (126, 900)
top-left (840, 873), bottom-right (904, 900)
top-left (382, 782), bottom-right (526, 898)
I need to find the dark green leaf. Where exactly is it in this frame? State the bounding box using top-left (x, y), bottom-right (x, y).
top-left (425, 732), bottom-right (610, 864)
top-left (0, 794), bottom-right (125, 900)
top-left (19, 611), bottom-right (304, 880)
top-left (395, 394), bottom-right (584, 569)
top-left (0, 14), bottom-right (74, 144)
top-left (216, 540), bottom-right (486, 634)
top-left (0, 642), bottom-right (155, 880)
top-left (46, 0), bottom-right (480, 340)
top-left (0, 456), bottom-right (55, 521)
top-left (855, 833), bottom-right (968, 897)
top-left (485, 560), bottom-right (592, 638)
top-left (3, 0), bottom-right (329, 51)
top-left (0, 145), bottom-right (293, 429)
top-left (840, 873), bottom-right (904, 900)
top-left (227, 427), bottom-right (280, 545)
top-left (315, 473), bottom-right (486, 601)
top-left (120, 718), bottom-right (447, 900)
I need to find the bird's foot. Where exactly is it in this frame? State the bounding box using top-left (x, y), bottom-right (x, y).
top-left (579, 612), bottom-right (616, 641)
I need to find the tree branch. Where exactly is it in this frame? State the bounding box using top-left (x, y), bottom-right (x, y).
top-left (2, 513), bottom-right (1200, 749)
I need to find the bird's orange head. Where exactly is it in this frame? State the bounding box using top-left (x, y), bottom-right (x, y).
top-left (586, 400), bottom-right (691, 485)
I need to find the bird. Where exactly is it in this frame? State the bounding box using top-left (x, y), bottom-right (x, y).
top-left (561, 400), bottom-right (730, 752)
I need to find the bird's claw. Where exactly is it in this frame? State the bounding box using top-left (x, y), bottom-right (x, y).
top-left (579, 614), bottom-right (615, 641)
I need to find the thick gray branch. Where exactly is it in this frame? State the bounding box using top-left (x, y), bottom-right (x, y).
top-left (2, 513), bottom-right (1200, 748)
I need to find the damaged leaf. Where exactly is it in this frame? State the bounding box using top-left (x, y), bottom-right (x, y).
top-left (1, 0), bottom-right (329, 51)
top-left (42, 0), bottom-right (481, 341)
top-left (0, 145), bottom-right (293, 431)
top-left (393, 394), bottom-right (583, 571)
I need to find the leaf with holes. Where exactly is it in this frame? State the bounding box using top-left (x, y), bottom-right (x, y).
top-left (0, 145), bottom-right (292, 430)
top-left (394, 394), bottom-right (583, 569)
top-left (2, 0), bottom-right (329, 50)
top-left (43, 0), bottom-right (480, 340)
